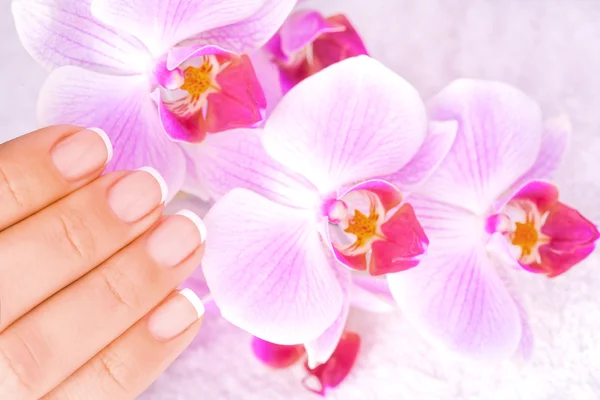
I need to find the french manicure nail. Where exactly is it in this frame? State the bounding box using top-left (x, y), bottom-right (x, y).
top-left (147, 209), bottom-right (205, 268)
top-left (148, 288), bottom-right (205, 340)
top-left (108, 167), bottom-right (167, 223)
top-left (51, 127), bottom-right (112, 180)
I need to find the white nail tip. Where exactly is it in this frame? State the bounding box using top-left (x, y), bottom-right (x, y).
top-left (176, 209), bottom-right (207, 244)
top-left (179, 288), bottom-right (205, 318)
top-left (137, 166), bottom-right (168, 204)
top-left (87, 127), bottom-right (113, 163)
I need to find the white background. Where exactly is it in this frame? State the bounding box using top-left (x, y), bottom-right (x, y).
top-left (2, 0), bottom-right (600, 399)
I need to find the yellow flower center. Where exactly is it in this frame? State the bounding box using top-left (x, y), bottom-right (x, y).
top-left (180, 62), bottom-right (214, 99)
top-left (344, 208), bottom-right (379, 248)
top-left (512, 218), bottom-right (539, 257)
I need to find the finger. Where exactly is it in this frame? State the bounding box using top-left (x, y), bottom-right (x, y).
top-left (0, 168), bottom-right (167, 331)
top-left (0, 212), bottom-right (206, 400)
top-left (0, 125), bottom-right (112, 230)
top-left (43, 290), bottom-right (205, 400)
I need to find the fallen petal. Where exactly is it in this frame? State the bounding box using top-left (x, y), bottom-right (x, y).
top-left (303, 332), bottom-right (361, 396)
top-left (251, 337), bottom-right (305, 369)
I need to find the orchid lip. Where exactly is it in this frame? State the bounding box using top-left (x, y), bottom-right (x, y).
top-left (324, 179), bottom-right (428, 275)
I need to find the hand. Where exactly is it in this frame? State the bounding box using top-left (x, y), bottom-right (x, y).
top-left (0, 126), bottom-right (206, 400)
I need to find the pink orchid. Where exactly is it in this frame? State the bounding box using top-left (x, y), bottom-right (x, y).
top-left (199, 56), bottom-right (457, 366)
top-left (387, 80), bottom-right (599, 360)
top-left (264, 9), bottom-right (369, 93)
top-left (12, 0), bottom-right (296, 196)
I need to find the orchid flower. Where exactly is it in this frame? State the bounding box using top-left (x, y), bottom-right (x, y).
top-left (198, 56), bottom-right (457, 367)
top-left (387, 80), bottom-right (599, 360)
top-left (264, 9), bottom-right (368, 93)
top-left (12, 0), bottom-right (296, 196)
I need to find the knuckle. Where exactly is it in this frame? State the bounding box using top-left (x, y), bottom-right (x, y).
top-left (96, 347), bottom-right (132, 392)
top-left (52, 208), bottom-right (97, 264)
top-left (0, 163), bottom-right (28, 210)
top-left (0, 335), bottom-right (42, 399)
top-left (98, 267), bottom-right (141, 311)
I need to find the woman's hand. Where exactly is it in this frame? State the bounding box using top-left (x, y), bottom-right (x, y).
top-left (0, 126), bottom-right (206, 400)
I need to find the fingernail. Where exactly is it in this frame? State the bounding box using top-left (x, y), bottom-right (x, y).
top-left (147, 209), bottom-right (205, 268)
top-left (148, 288), bottom-right (205, 340)
top-left (108, 167), bottom-right (167, 223)
top-left (51, 127), bottom-right (113, 180)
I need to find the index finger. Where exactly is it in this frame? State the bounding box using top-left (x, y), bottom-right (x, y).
top-left (0, 125), bottom-right (112, 230)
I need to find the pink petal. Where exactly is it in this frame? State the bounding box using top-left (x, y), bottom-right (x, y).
top-left (542, 202), bottom-right (599, 249)
top-left (279, 10), bottom-right (345, 57)
top-left (419, 80), bottom-right (543, 214)
top-left (12, 0), bottom-right (150, 73)
top-left (37, 66), bottom-right (186, 198)
top-left (158, 100), bottom-right (207, 143)
top-left (91, 0), bottom-right (265, 56)
top-left (181, 129), bottom-right (319, 207)
top-left (386, 120), bottom-right (458, 192)
top-left (310, 14), bottom-right (369, 69)
top-left (250, 50), bottom-right (285, 117)
top-left (196, 0), bottom-right (297, 53)
top-left (205, 55), bottom-right (267, 133)
top-left (275, 14), bottom-right (369, 93)
top-left (263, 56), bottom-right (427, 194)
top-left (370, 203), bottom-right (429, 276)
top-left (305, 263), bottom-right (352, 368)
top-left (251, 337), bottom-right (305, 369)
top-left (338, 179), bottom-right (402, 212)
top-left (166, 43), bottom-right (233, 71)
top-left (387, 243), bottom-right (522, 360)
top-left (350, 276), bottom-right (396, 313)
top-left (202, 189), bottom-right (344, 344)
top-left (510, 180), bottom-right (560, 213)
top-left (538, 243), bottom-right (596, 278)
top-left (303, 332), bottom-right (361, 396)
top-left (520, 114), bottom-right (571, 183)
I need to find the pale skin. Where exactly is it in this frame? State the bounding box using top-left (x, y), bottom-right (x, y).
top-left (0, 125), bottom-right (206, 400)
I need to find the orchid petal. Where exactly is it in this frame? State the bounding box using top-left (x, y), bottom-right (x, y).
top-left (510, 180), bottom-right (560, 213)
top-left (12, 0), bottom-right (150, 73)
top-left (538, 243), bottom-right (596, 278)
top-left (202, 189), bottom-right (344, 344)
top-left (542, 202), bottom-right (599, 250)
top-left (250, 50), bottom-right (285, 117)
top-left (338, 179), bottom-right (402, 212)
top-left (350, 276), bottom-right (396, 313)
top-left (419, 80), bottom-right (543, 215)
top-left (38, 66), bottom-right (186, 198)
top-left (387, 242), bottom-right (521, 360)
top-left (305, 263), bottom-right (351, 369)
top-left (181, 129), bottom-right (319, 207)
top-left (196, 0), bottom-right (297, 54)
top-left (91, 0), bottom-right (265, 57)
top-left (166, 44), bottom-right (233, 71)
top-left (520, 114), bottom-right (571, 182)
top-left (303, 332), bottom-right (361, 396)
top-left (370, 203), bottom-right (429, 276)
top-left (205, 55), bottom-right (266, 133)
top-left (279, 10), bottom-right (344, 57)
top-left (386, 120), bottom-right (458, 192)
top-left (263, 56), bottom-right (427, 194)
top-left (251, 337), bottom-right (305, 369)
